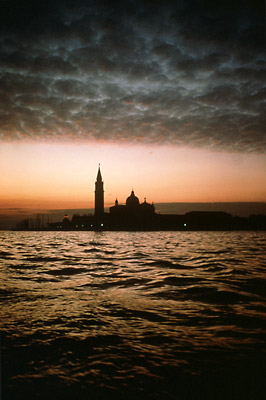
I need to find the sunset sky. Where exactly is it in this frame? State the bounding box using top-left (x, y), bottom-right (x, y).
top-left (0, 0), bottom-right (265, 227)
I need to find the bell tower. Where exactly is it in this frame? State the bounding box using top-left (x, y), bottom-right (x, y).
top-left (94, 164), bottom-right (104, 217)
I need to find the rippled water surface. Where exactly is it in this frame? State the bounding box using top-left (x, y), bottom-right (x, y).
top-left (1, 231), bottom-right (266, 399)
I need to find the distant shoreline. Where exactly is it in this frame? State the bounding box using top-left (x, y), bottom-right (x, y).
top-left (1, 202), bottom-right (266, 230)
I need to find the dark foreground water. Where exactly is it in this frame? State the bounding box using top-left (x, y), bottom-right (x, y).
top-left (1, 231), bottom-right (266, 400)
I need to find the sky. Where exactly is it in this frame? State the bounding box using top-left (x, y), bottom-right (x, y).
top-left (0, 0), bottom-right (265, 227)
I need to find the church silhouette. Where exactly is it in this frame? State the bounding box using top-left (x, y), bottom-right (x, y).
top-left (78, 165), bottom-right (159, 230)
top-left (47, 165), bottom-right (247, 231)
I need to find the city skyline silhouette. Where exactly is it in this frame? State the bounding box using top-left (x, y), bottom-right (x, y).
top-left (12, 165), bottom-right (266, 231)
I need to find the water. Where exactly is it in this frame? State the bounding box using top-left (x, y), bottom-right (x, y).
top-left (1, 231), bottom-right (266, 400)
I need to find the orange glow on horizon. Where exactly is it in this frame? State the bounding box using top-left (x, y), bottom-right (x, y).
top-left (0, 141), bottom-right (266, 211)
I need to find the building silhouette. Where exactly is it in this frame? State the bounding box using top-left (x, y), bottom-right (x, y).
top-left (94, 165), bottom-right (104, 218)
top-left (41, 166), bottom-right (266, 231)
top-left (109, 190), bottom-right (156, 229)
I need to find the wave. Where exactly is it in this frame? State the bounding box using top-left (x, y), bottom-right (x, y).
top-left (46, 267), bottom-right (89, 276)
top-left (147, 260), bottom-right (187, 269)
top-left (23, 256), bottom-right (64, 262)
top-left (0, 250), bottom-right (13, 257)
top-left (1, 231), bottom-right (266, 400)
top-left (83, 248), bottom-right (101, 253)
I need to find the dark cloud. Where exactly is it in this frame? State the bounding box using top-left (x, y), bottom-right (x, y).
top-left (0, 0), bottom-right (265, 152)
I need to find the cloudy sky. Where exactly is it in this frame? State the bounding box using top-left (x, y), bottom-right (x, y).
top-left (0, 0), bottom-right (265, 225)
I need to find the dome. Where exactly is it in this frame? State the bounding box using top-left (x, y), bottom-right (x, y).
top-left (126, 190), bottom-right (140, 208)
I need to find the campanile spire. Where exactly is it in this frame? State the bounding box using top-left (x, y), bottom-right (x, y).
top-left (94, 165), bottom-right (104, 217)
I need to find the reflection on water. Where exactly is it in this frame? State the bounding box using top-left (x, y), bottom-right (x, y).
top-left (1, 231), bottom-right (266, 399)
